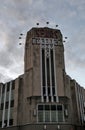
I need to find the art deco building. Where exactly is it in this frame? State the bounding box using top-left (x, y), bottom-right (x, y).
top-left (0, 27), bottom-right (85, 130)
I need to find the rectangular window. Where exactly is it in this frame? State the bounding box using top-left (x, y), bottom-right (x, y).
top-left (7, 82), bottom-right (10, 92)
top-left (5, 109), bottom-right (8, 121)
top-left (2, 85), bottom-right (5, 93)
top-left (45, 111), bottom-right (50, 122)
top-left (6, 92), bottom-right (9, 102)
top-left (11, 91), bottom-right (14, 100)
top-left (4, 120), bottom-right (7, 127)
top-left (9, 119), bottom-right (13, 126)
top-left (5, 102), bottom-right (9, 109)
top-left (48, 87), bottom-right (50, 96)
top-left (57, 105), bottom-right (63, 122)
top-left (44, 96), bottom-right (46, 102)
top-left (52, 87), bottom-right (55, 95)
top-left (38, 111), bottom-right (43, 122)
top-left (38, 104), bottom-right (64, 123)
top-left (47, 58), bottom-right (50, 86)
top-left (45, 105), bottom-right (50, 110)
top-left (38, 105), bottom-right (44, 110)
top-left (12, 81), bottom-right (15, 90)
top-left (1, 103), bottom-right (4, 110)
top-left (53, 96), bottom-right (56, 102)
top-left (50, 50), bottom-right (55, 86)
top-left (0, 121), bottom-right (2, 127)
top-left (43, 87), bottom-right (46, 95)
top-left (10, 100), bottom-right (14, 107)
top-left (49, 96), bottom-right (51, 102)
top-left (51, 111), bottom-right (56, 122)
top-left (57, 105), bottom-right (62, 111)
top-left (0, 111), bottom-right (2, 122)
top-left (51, 105), bottom-right (56, 111)
top-left (58, 111), bottom-right (63, 122)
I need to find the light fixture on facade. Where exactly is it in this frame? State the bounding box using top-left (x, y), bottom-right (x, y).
top-left (57, 125), bottom-right (60, 130)
top-left (63, 40), bottom-right (66, 43)
top-left (46, 22), bottom-right (49, 25)
top-left (20, 33), bottom-right (23, 36)
top-left (33, 109), bottom-right (37, 116)
top-left (65, 109), bottom-right (68, 117)
top-left (19, 33), bottom-right (25, 45)
top-left (65, 37), bottom-right (68, 39)
top-left (43, 125), bottom-right (47, 130)
top-left (36, 23), bottom-right (39, 27)
top-left (56, 25), bottom-right (58, 27)
top-left (19, 37), bottom-right (22, 39)
top-left (19, 43), bottom-right (22, 45)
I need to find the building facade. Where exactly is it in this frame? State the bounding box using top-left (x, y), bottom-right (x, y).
top-left (0, 27), bottom-right (85, 130)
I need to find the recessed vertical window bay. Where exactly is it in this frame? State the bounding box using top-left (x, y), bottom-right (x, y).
top-left (42, 49), bottom-right (45, 86)
top-left (41, 42), bottom-right (57, 102)
top-left (47, 58), bottom-right (50, 86)
top-left (50, 49), bottom-right (55, 86)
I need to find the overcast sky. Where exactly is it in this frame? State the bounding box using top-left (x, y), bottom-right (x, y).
top-left (0, 0), bottom-right (85, 87)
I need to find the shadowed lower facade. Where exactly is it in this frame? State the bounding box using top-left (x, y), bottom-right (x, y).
top-left (0, 27), bottom-right (85, 130)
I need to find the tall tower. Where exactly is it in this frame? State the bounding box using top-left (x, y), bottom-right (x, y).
top-left (0, 26), bottom-right (85, 129)
top-left (23, 27), bottom-right (66, 123)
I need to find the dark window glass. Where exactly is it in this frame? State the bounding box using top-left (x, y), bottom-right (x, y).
top-left (2, 85), bottom-right (5, 93)
top-left (12, 80), bottom-right (15, 90)
top-left (49, 96), bottom-right (51, 102)
top-left (38, 105), bottom-right (43, 110)
top-left (43, 87), bottom-right (46, 95)
top-left (10, 100), bottom-right (14, 107)
top-left (1, 103), bottom-right (4, 110)
top-left (4, 120), bottom-right (7, 127)
top-left (51, 105), bottom-right (56, 111)
top-left (47, 58), bottom-right (50, 86)
top-left (50, 50), bottom-right (55, 86)
top-left (48, 87), bottom-right (50, 95)
top-left (0, 121), bottom-right (2, 127)
top-left (42, 49), bottom-right (45, 86)
top-left (5, 102), bottom-right (9, 109)
top-left (57, 105), bottom-right (62, 111)
top-left (52, 87), bottom-right (55, 95)
top-left (7, 82), bottom-right (10, 92)
top-left (54, 96), bottom-right (56, 102)
top-left (44, 96), bottom-right (46, 102)
top-left (9, 119), bottom-right (13, 126)
top-left (45, 105), bottom-right (50, 110)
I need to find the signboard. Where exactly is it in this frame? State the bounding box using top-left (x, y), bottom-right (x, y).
top-left (32, 37), bottom-right (61, 45)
